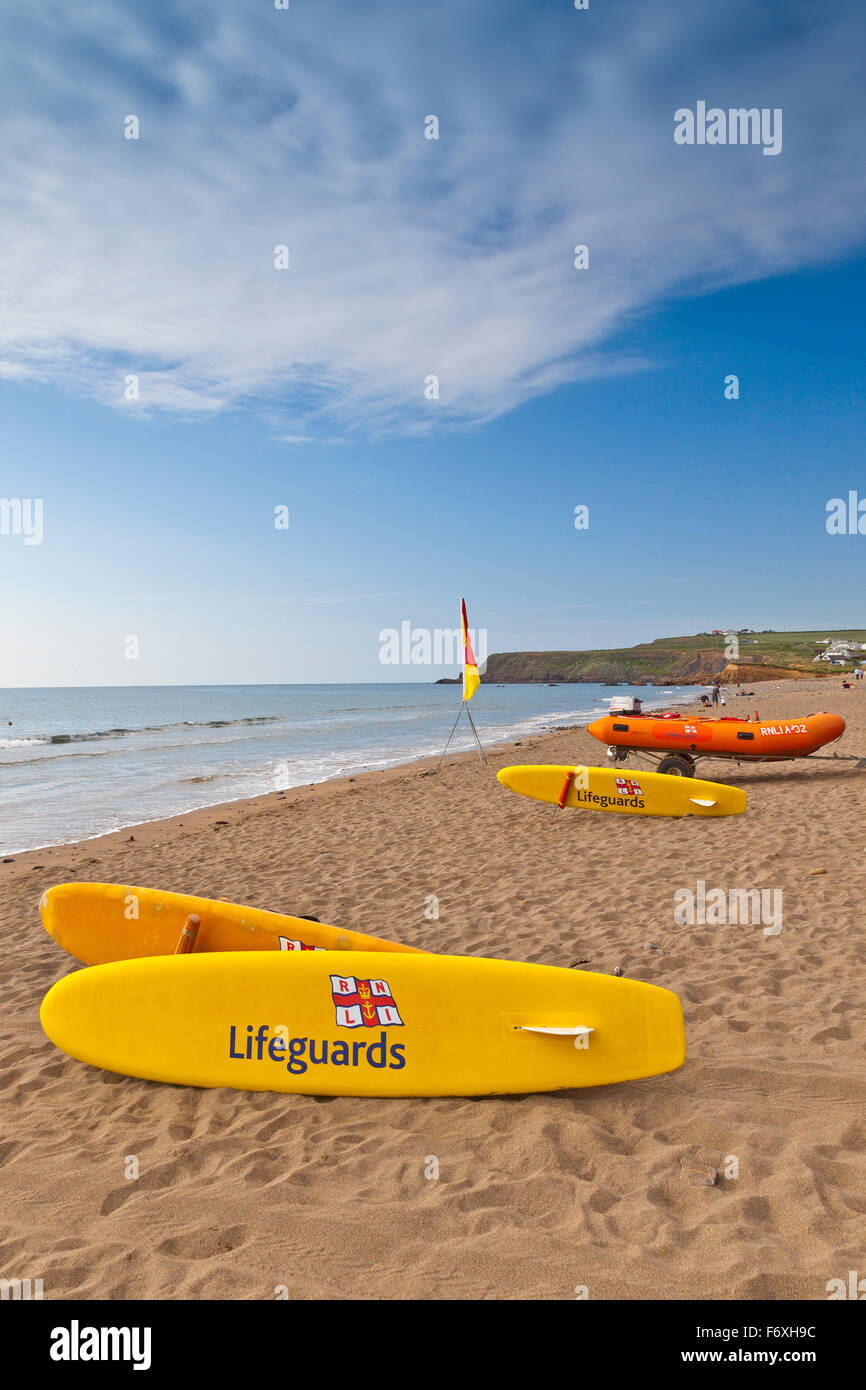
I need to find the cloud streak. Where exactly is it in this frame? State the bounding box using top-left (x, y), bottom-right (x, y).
top-left (0, 0), bottom-right (864, 437)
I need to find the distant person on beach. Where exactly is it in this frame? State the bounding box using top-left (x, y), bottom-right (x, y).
top-left (720, 695), bottom-right (726, 707)
top-left (711, 685), bottom-right (720, 705)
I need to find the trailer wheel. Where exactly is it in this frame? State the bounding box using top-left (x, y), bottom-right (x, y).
top-left (657, 754), bottom-right (695, 777)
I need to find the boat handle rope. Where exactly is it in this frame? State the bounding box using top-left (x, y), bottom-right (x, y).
top-left (557, 766), bottom-right (578, 808)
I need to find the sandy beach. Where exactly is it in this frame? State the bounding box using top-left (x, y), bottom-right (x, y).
top-left (1, 676), bottom-right (864, 1300)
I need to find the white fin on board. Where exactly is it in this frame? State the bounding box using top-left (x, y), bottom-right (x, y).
top-left (689, 798), bottom-right (716, 807)
top-left (516, 1025), bottom-right (594, 1036)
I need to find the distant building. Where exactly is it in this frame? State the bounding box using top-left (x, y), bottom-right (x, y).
top-left (813, 638), bottom-right (860, 664)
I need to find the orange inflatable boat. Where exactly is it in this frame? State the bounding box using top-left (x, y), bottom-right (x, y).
top-left (587, 711), bottom-right (845, 776)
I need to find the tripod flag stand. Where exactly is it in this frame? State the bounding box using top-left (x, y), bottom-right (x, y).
top-left (437, 597), bottom-right (487, 769)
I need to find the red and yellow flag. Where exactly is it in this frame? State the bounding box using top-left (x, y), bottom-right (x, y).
top-left (461, 597), bottom-right (480, 702)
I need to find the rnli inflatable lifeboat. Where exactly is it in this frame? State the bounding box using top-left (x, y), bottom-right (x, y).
top-left (587, 711), bottom-right (845, 776)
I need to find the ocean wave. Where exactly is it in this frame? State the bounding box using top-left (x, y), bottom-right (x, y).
top-left (176, 770), bottom-right (256, 785)
top-left (10, 715), bottom-right (284, 747)
top-left (1, 685), bottom-right (710, 854)
top-left (0, 727), bottom-right (290, 768)
top-left (0, 749), bottom-right (118, 768)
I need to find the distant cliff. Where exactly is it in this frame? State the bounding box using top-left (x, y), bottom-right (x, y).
top-left (480, 630), bottom-right (864, 685)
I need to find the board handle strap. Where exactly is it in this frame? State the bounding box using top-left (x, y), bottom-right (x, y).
top-left (557, 766), bottom-right (577, 808)
top-left (174, 914), bottom-right (201, 955)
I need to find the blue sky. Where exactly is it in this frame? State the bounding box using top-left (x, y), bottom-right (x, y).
top-left (1, 0), bottom-right (865, 685)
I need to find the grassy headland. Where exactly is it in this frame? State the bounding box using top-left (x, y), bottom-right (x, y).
top-left (480, 630), bottom-right (866, 686)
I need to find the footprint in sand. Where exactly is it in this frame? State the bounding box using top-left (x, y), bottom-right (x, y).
top-left (0, 1140), bottom-right (21, 1167)
top-left (100, 1187), bottom-right (134, 1217)
top-left (157, 1223), bottom-right (248, 1260)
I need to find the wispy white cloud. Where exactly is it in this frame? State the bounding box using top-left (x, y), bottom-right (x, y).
top-left (0, 0), bottom-right (864, 437)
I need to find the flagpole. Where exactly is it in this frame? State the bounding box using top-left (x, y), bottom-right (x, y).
top-left (465, 704), bottom-right (487, 764)
top-left (436, 596), bottom-right (486, 771)
top-left (436, 703), bottom-right (465, 771)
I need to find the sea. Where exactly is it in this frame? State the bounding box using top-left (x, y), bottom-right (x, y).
top-left (0, 682), bottom-right (704, 855)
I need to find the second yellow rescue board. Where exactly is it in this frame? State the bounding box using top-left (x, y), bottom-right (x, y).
top-left (40, 951), bottom-right (686, 1097)
top-left (497, 764), bottom-right (746, 817)
top-left (40, 882), bottom-right (421, 965)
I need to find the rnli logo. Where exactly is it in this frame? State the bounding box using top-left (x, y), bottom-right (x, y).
top-left (615, 777), bottom-right (643, 797)
top-left (330, 974), bottom-right (404, 1029)
top-left (278, 936), bottom-right (324, 952)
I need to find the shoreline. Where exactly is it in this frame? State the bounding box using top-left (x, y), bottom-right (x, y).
top-left (1, 724), bottom-right (586, 880)
top-left (1, 684), bottom-right (712, 866)
top-left (0, 675), bottom-right (840, 883)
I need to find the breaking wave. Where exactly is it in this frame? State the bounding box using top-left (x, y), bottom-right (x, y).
top-left (4, 715), bottom-right (283, 748)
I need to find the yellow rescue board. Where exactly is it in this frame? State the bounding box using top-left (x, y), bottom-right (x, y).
top-left (40, 952), bottom-right (686, 1097)
top-left (40, 882), bottom-right (421, 965)
top-left (498, 764), bottom-right (746, 818)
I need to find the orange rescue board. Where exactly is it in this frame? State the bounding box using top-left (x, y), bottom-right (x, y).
top-left (40, 882), bottom-right (423, 966)
top-left (588, 711), bottom-right (845, 761)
